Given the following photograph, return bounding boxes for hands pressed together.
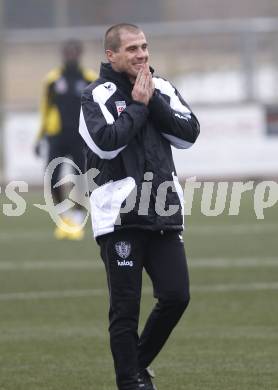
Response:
[131,63,154,106]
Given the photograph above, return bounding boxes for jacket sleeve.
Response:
[79,82,149,160]
[82,68,98,83]
[36,79,51,140]
[148,77,200,149]
[36,68,61,140]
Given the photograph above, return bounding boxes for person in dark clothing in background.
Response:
[35,39,97,239]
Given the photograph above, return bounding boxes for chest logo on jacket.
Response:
[115,100,126,116]
[54,78,68,94]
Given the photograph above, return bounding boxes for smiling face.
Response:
[106,29,149,83]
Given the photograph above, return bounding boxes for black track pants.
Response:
[98,229,190,390]
[47,134,86,205]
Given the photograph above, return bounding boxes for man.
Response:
[79,24,200,389]
[35,39,97,240]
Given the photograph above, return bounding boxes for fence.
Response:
[1,18,278,180]
[2,18,278,109]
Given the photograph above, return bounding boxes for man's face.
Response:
[63,44,82,67]
[107,30,149,82]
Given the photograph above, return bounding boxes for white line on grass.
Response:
[0,258,277,270]
[0,259,101,270]
[193,282,278,292]
[189,257,278,268]
[0,223,276,241]
[187,223,277,235]
[0,288,107,301]
[1,282,278,301]
[1,325,278,343]
[0,325,106,342]
[0,231,53,241]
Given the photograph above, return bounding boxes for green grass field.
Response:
[0,187,277,390]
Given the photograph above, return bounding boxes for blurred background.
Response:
[0,2,278,390]
[1,0,278,182]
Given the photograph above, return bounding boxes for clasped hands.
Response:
[131,63,154,106]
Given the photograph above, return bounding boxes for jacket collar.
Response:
[62,64,82,77]
[99,62,155,95]
[100,62,132,92]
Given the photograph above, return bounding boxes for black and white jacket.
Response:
[79,62,200,238]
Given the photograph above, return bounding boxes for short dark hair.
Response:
[104,23,141,52]
[62,39,83,55]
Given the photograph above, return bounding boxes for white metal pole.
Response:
[0,0,5,181]
[55,0,69,29]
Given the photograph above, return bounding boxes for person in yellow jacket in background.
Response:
[35,39,97,240]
